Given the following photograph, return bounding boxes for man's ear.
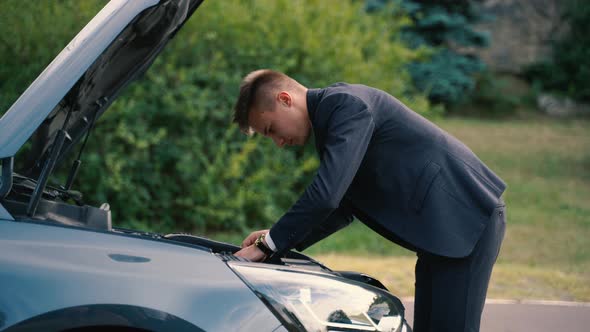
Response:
[277,91,292,107]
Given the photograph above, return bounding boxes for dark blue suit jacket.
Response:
[268,83,506,258]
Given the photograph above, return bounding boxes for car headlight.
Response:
[230,264,405,332]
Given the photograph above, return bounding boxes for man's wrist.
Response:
[254,233,274,256]
[264,232,277,251]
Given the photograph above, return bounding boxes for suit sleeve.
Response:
[269,93,374,253]
[294,200,354,251]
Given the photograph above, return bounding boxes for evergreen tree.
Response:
[366,0,490,106]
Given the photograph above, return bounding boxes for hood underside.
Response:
[0,0,204,177]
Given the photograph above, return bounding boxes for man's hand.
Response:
[235,229,268,262]
[234,229,270,262]
[234,244,267,262]
[240,229,269,248]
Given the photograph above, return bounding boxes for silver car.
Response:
[0,1,411,331]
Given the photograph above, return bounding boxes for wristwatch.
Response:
[254,233,274,256]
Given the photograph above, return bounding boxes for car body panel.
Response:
[0,220,282,331]
[3,304,205,332]
[0,204,13,221]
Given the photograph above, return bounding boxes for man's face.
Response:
[248,92,311,148]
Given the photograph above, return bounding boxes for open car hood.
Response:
[0,0,204,177]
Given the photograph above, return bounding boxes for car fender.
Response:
[1,304,203,332]
[0,221,282,331]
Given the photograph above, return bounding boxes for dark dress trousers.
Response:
[267,83,507,332]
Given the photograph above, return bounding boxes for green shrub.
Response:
[524,0,590,103]
[0,1,107,112]
[451,71,524,117]
[1,0,431,233]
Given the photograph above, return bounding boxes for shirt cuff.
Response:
[264,231,277,252]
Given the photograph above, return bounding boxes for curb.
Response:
[401,297,590,307]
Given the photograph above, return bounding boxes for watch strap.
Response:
[254,233,274,256]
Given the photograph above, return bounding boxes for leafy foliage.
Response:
[452,71,525,117]
[366,0,490,106]
[0,1,108,112]
[408,49,484,104]
[524,0,590,103]
[1,0,430,233]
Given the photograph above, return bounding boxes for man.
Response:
[232,69,506,332]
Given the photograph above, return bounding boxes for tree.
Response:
[366,0,491,106]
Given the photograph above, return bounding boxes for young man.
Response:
[232,69,506,332]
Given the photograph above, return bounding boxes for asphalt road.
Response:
[401,299,590,332]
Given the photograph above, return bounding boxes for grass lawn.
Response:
[214,116,590,301]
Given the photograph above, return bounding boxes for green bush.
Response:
[452,71,524,117]
[0,1,107,112]
[524,0,590,103]
[1,0,431,233]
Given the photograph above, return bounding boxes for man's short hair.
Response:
[232,69,296,135]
